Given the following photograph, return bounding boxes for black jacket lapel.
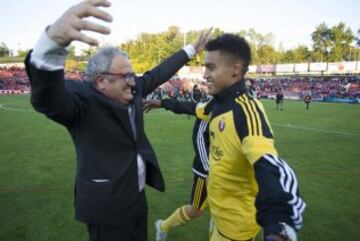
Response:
[133,96,143,141]
[89,85,135,141]
[111,102,135,142]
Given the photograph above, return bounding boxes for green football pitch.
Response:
[0,95,359,241]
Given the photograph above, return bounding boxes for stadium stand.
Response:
[0,66,29,94]
[0,65,359,103]
[251,76,360,103]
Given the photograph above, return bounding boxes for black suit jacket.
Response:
[25,49,190,225]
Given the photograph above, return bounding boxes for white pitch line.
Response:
[0,103,34,112]
[148,110,360,136]
[272,123,360,136]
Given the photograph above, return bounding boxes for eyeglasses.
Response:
[100,72,136,82]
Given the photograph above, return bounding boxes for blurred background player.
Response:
[246,79,257,99]
[304,94,311,110]
[191,84,203,102]
[276,90,284,110]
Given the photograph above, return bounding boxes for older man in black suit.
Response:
[24,1,212,240]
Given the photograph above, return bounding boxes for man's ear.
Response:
[233,60,245,78]
[95,75,105,90]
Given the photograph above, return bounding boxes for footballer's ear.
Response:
[233,60,246,77]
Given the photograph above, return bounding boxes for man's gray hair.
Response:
[85,46,129,83]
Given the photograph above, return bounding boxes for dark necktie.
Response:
[128,104,136,138]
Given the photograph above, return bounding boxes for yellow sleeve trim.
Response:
[242,135,278,165]
[195,102,210,120]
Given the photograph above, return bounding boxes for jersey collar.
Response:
[214,79,248,103]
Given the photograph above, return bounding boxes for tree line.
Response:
[1,22,360,73]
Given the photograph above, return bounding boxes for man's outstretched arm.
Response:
[144,99,196,115]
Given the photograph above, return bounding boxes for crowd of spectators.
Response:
[145,76,209,102]
[146,84,209,103]
[65,70,85,81]
[0,67,29,92]
[249,76,360,100]
[1,66,359,102]
[0,67,85,93]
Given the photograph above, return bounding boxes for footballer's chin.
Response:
[207,84,216,95]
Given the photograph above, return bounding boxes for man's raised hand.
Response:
[47,0,113,47]
[192,27,213,54]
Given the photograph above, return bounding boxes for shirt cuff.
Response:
[30,29,68,71]
[182,44,196,59]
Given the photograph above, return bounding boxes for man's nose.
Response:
[203,69,210,80]
[126,77,135,86]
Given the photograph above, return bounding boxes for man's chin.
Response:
[208,87,216,96]
[118,94,134,105]
[126,94,134,102]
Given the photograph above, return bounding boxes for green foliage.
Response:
[212,28,224,38]
[1,23,358,67]
[311,23,332,61]
[67,45,76,58]
[16,49,29,57]
[120,26,184,73]
[121,27,279,71]
[0,56,24,63]
[278,45,311,63]
[278,48,293,63]
[311,22,355,62]
[81,47,97,57]
[0,42,10,57]
[293,45,311,63]
[237,28,276,64]
[0,96,360,240]
[64,59,78,71]
[256,45,278,64]
[76,61,87,71]
[329,22,354,62]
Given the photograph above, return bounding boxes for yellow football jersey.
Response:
[198,92,277,240]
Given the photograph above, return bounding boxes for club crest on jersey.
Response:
[218,120,225,131]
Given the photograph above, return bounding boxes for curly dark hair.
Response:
[205,33,251,70]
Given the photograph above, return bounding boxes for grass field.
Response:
[0,95,359,241]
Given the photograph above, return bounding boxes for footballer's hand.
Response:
[47,0,113,46]
[265,223,297,241]
[192,27,213,53]
[143,99,162,113]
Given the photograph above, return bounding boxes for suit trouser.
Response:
[87,191,148,241]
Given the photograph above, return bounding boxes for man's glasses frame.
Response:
[99,72,136,82]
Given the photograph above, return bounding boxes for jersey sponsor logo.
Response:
[218,120,225,132]
[210,145,223,161]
